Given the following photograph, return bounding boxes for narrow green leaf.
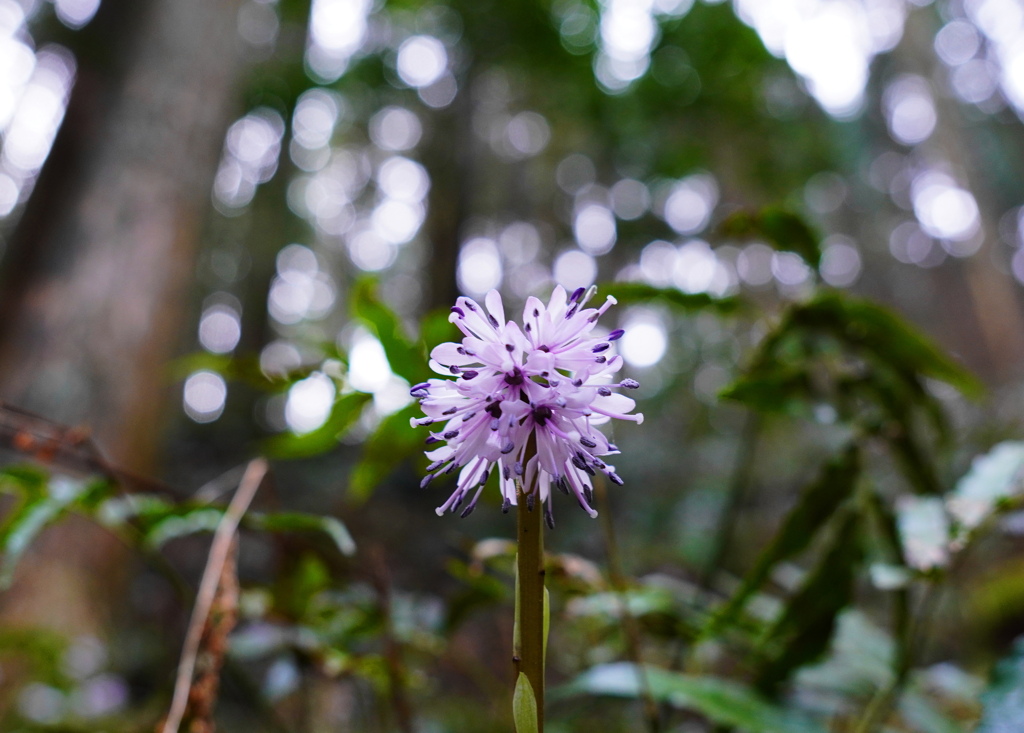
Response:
[264,391,372,459]
[513,672,540,733]
[977,634,1024,731]
[707,445,859,634]
[144,507,224,548]
[0,476,93,587]
[350,277,421,383]
[755,508,863,693]
[558,663,825,733]
[602,281,740,313]
[246,512,356,556]
[349,404,422,503]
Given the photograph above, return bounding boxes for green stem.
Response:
[515,484,545,731]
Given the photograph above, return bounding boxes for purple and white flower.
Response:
[410,286,642,526]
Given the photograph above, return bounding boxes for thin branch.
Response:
[160,457,268,733]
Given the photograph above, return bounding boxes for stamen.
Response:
[450,306,465,317]
[580,436,597,448]
[597,386,611,396]
[462,370,479,380]
[608,329,624,341]
[592,343,610,353]
[502,497,512,513]
[545,505,555,530]
[609,472,624,486]
[621,378,640,389]
[443,430,460,440]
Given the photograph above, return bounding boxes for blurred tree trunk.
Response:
[899,8,1024,381]
[0,0,246,634]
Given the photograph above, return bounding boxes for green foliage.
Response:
[0,473,114,588]
[559,663,825,732]
[754,508,863,693]
[350,276,423,383]
[513,673,540,733]
[349,403,423,502]
[606,281,741,314]
[708,445,860,635]
[977,635,1024,731]
[718,207,823,269]
[96,492,356,557]
[264,391,372,458]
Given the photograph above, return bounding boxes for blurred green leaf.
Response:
[513,672,540,733]
[977,634,1024,731]
[143,507,223,548]
[720,367,814,415]
[605,282,740,313]
[0,476,112,587]
[351,277,421,383]
[349,403,422,503]
[264,391,372,459]
[0,465,49,497]
[559,662,825,732]
[246,512,356,556]
[790,293,982,397]
[718,206,822,268]
[98,494,355,556]
[445,559,508,632]
[708,445,859,634]
[418,307,458,355]
[755,508,863,692]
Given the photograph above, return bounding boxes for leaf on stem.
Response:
[513,672,540,733]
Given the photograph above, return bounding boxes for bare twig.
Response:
[160,458,268,733]
[0,402,173,494]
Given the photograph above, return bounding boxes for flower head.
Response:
[411,286,642,526]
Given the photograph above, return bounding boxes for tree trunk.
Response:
[0,0,247,635]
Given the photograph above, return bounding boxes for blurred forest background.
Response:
[0,0,1023,730]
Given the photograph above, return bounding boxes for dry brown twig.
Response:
[159,457,268,733]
